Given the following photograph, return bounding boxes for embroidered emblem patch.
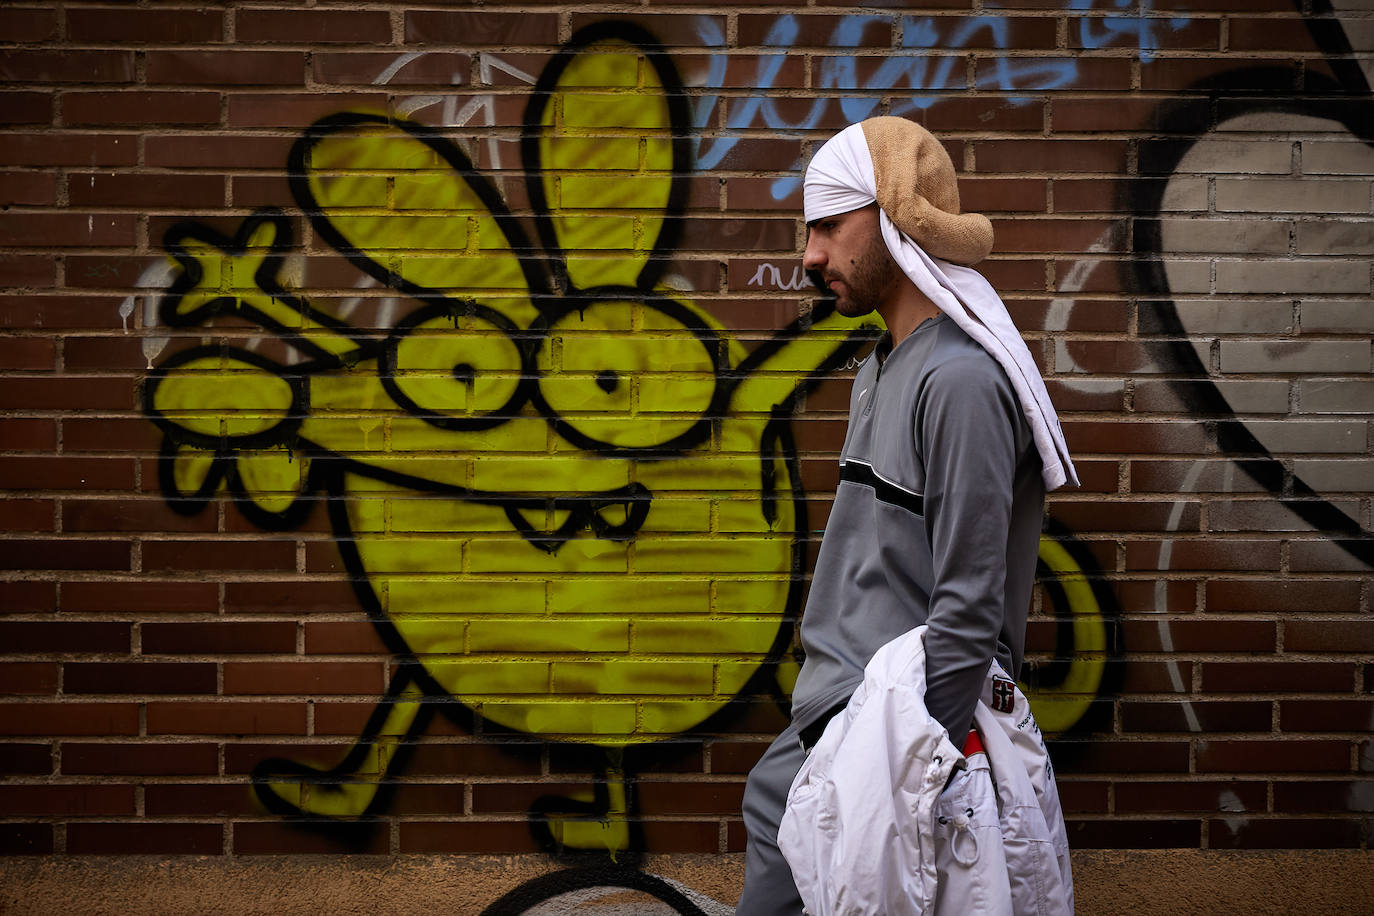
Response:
[991,676,1017,714]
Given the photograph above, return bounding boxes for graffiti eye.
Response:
[535,297,721,451]
[381,301,531,430]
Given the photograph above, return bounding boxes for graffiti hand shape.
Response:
[144,26,880,829]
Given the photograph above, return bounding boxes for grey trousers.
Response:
[736,722,808,916]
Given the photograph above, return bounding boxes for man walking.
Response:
[737,117,1077,913]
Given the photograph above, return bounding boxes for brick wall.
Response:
[1,0,1371,898]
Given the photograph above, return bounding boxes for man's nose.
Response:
[802,235,825,272]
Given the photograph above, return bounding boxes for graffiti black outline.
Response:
[1127,2,1373,568]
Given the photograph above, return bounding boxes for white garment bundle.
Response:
[778,625,1074,915]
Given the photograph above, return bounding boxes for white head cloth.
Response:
[805,123,1079,491]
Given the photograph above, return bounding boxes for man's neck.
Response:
[876,275,941,347]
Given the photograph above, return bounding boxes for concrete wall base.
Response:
[2,850,1370,914]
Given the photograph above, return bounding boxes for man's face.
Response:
[802,204,899,318]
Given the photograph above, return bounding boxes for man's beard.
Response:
[809,233,899,318]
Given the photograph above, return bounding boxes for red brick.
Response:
[0,541,129,568]
[145,784,262,817]
[1125,539,1282,572]
[142,539,297,573]
[145,134,291,169]
[143,621,297,655]
[0,783,140,816]
[678,52,805,90]
[61,498,215,534]
[67,822,222,855]
[0,131,137,168]
[406,10,557,45]
[1200,661,1356,694]
[398,820,536,854]
[0,823,52,854]
[405,742,543,778]
[976,56,1131,92]
[1274,779,1374,814]
[975,140,1129,174]
[637,780,744,816]
[0,253,57,287]
[737,13,894,47]
[958,178,1047,214]
[146,50,306,86]
[1069,17,1220,51]
[1110,579,1197,614]
[0,336,55,370]
[0,374,135,410]
[567,12,726,47]
[1052,98,1211,134]
[238,9,392,44]
[0,580,56,613]
[67,8,224,43]
[302,622,388,655]
[389,783,467,816]
[642,819,725,853]
[1210,816,1361,849]
[224,578,359,614]
[0,621,130,652]
[0,7,57,42]
[471,780,587,814]
[62,741,219,776]
[62,90,222,127]
[0,497,55,531]
[1279,699,1374,733]
[0,743,52,775]
[146,701,307,736]
[1130,460,1277,496]
[0,662,57,695]
[1046,739,1190,774]
[1120,618,1276,653]
[222,662,385,696]
[234,821,388,854]
[995,218,1124,255]
[1285,620,1374,654]
[1139,57,1300,93]
[1066,818,1200,849]
[0,50,135,83]
[0,91,52,125]
[60,417,166,452]
[1290,540,1370,574]
[68,172,225,209]
[60,580,217,614]
[1114,779,1267,815]
[0,702,138,736]
[311,52,472,86]
[223,741,356,775]
[1062,420,1208,456]
[64,662,217,695]
[1116,660,1194,694]
[0,215,136,249]
[978,258,1048,293]
[1051,500,1199,534]
[1030,781,1099,819]
[1226,17,1326,52]
[225,92,388,129]
[1120,700,1272,733]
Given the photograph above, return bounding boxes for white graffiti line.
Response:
[1152,457,1203,734]
[373,51,429,86]
[748,262,809,292]
[1047,223,1202,727]
[479,52,538,86]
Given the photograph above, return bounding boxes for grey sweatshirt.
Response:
[790,314,1046,745]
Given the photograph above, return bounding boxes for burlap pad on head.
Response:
[860,116,994,267]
